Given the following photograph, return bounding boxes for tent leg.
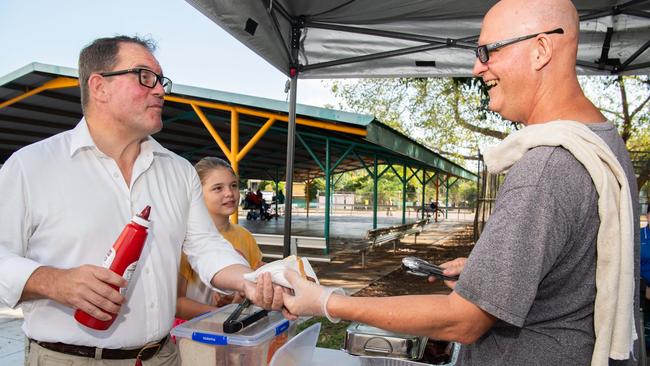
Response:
[282,73,298,258]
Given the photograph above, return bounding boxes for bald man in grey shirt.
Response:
[279,1,640,364]
[455,122,640,365]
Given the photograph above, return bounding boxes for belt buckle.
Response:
[137,337,165,361]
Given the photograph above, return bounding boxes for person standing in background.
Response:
[176,157,264,320]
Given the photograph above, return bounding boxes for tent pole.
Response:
[283,19,303,258]
[324,138,331,253]
[282,70,298,258]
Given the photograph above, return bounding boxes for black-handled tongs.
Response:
[402,256,459,281]
[222,299,269,334]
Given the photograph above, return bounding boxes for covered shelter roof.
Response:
[187,0,650,78]
[0,62,476,182]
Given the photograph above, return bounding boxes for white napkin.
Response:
[243,255,319,288]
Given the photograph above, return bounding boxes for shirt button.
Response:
[145,268,150,274]
[113,172,119,178]
[150,303,155,309]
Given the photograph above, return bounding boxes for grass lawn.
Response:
[296,316,351,349]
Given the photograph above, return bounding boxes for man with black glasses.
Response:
[0,35,284,365]
[281,0,640,364]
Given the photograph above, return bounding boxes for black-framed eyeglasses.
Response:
[99,68,173,94]
[475,28,564,64]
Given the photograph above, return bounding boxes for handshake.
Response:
[243,256,345,322]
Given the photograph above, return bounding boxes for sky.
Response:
[0,0,339,108]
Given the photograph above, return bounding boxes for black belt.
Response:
[30,335,168,361]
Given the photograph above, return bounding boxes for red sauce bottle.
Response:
[74,206,151,330]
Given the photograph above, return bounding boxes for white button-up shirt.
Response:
[0,119,248,348]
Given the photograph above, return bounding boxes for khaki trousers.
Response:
[26,338,179,366]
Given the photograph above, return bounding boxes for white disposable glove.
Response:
[282,269,345,323]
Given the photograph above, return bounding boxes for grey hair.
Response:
[78,35,157,113]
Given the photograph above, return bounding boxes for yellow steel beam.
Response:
[190,104,231,158]
[165,95,367,137]
[0,77,79,110]
[231,109,239,167]
[230,110,240,224]
[236,117,276,162]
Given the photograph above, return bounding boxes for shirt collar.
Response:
[69,118,96,157]
[69,118,170,158]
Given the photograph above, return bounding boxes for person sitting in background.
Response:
[255,188,269,217]
[176,157,264,320]
[243,188,255,208]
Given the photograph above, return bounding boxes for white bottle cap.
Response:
[132,214,149,228]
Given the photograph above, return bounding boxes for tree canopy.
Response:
[329,76,650,191]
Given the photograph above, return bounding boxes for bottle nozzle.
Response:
[138,206,151,220]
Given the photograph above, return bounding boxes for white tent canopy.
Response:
[187,0,650,78]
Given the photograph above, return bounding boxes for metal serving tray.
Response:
[344,322,428,360]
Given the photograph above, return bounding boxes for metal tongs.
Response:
[222,299,269,334]
[402,256,459,281]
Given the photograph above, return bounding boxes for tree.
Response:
[448,180,478,208]
[330,78,514,164]
[331,75,650,189]
[257,180,274,191]
[305,178,324,202]
[580,75,650,189]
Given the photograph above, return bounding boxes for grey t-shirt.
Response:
[455,122,640,365]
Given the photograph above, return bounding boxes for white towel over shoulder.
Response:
[483,120,636,365]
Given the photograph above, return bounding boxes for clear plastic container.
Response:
[171,304,294,366]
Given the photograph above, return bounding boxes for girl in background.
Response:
[176,157,263,320]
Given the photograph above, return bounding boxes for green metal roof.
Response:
[0,62,78,86]
[0,62,476,181]
[366,123,476,181]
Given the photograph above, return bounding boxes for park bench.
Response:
[252,233,331,263]
[355,219,429,267]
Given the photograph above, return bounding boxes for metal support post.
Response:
[402,164,407,224]
[324,138,331,252]
[421,170,427,220]
[373,155,378,229]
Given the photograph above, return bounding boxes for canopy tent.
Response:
[186,0,650,78]
[187,0,650,255]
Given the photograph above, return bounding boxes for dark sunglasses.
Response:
[99,68,173,94]
[475,28,564,64]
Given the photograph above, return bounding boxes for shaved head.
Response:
[485,0,579,35]
[482,0,579,60]
[472,0,604,124]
